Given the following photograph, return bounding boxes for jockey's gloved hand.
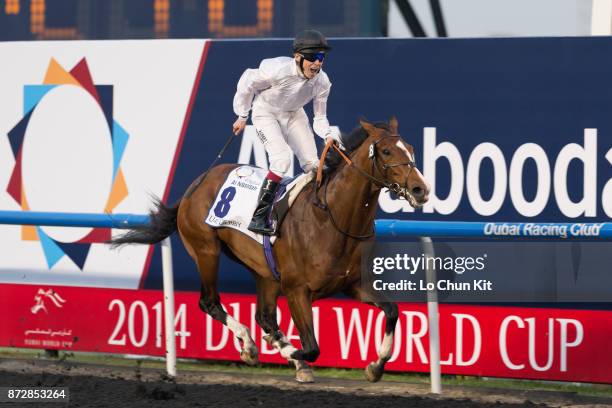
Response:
[325,128,345,150]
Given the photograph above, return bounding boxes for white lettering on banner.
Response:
[484,223,521,236]
[452,314,481,366]
[498,316,584,372]
[439,313,481,366]
[333,307,374,360]
[107,299,190,350]
[101,294,591,377]
[569,223,603,236]
[173,304,191,350]
[553,129,597,217]
[206,312,229,351]
[466,143,507,216]
[402,311,428,364]
[385,127,611,217]
[153,302,191,349]
[332,309,481,365]
[526,317,555,371]
[153,302,163,347]
[108,299,127,346]
[237,125,611,217]
[554,129,597,218]
[484,222,605,238]
[128,301,149,348]
[499,316,525,370]
[422,127,464,215]
[557,319,584,372]
[509,143,551,217]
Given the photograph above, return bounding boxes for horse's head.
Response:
[358,117,430,208]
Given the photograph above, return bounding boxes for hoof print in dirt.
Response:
[136,383,185,400]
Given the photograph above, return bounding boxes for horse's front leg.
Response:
[255,277,312,381]
[365,302,398,382]
[345,285,399,382]
[285,286,319,383]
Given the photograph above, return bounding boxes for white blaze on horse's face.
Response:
[395,140,414,163]
[390,138,429,208]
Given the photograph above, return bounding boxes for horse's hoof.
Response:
[365,362,384,383]
[263,334,274,346]
[295,368,314,383]
[240,347,259,366]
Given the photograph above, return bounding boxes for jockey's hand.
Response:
[233,117,247,135]
[326,135,345,151]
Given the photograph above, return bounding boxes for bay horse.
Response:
[110,118,429,382]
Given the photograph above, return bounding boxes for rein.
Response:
[314,136,416,240]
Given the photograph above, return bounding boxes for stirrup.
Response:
[248,218,276,235]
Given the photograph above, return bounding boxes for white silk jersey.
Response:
[233,56,337,140]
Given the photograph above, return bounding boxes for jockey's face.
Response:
[295,52,324,79]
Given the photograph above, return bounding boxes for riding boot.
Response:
[248,179,280,235]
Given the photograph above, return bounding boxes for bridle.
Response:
[365,135,417,196]
[314,134,418,240]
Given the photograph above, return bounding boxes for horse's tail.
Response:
[108,197,180,248]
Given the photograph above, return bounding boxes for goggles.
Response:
[301,52,326,62]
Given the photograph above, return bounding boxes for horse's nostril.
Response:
[412,186,423,197]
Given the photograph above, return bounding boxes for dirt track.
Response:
[1,359,611,408]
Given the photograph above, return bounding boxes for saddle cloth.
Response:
[205,165,312,245]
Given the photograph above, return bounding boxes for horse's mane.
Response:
[324,122,391,171]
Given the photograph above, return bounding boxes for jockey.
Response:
[232,29,340,235]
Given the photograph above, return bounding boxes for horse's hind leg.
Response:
[255,277,313,382]
[195,245,259,365]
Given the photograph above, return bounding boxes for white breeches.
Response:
[251,107,319,177]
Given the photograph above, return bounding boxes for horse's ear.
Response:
[359,119,376,134]
[389,116,398,134]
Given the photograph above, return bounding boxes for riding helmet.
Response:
[293,29,331,54]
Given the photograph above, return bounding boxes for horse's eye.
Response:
[382,149,390,155]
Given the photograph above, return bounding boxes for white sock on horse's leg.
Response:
[226,315,257,353]
[265,332,306,370]
[276,336,298,360]
[265,332,298,360]
[377,331,394,363]
[274,334,311,380]
[365,331,394,382]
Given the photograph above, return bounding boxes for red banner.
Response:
[0,283,610,383]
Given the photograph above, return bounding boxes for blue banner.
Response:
[144,37,612,292]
